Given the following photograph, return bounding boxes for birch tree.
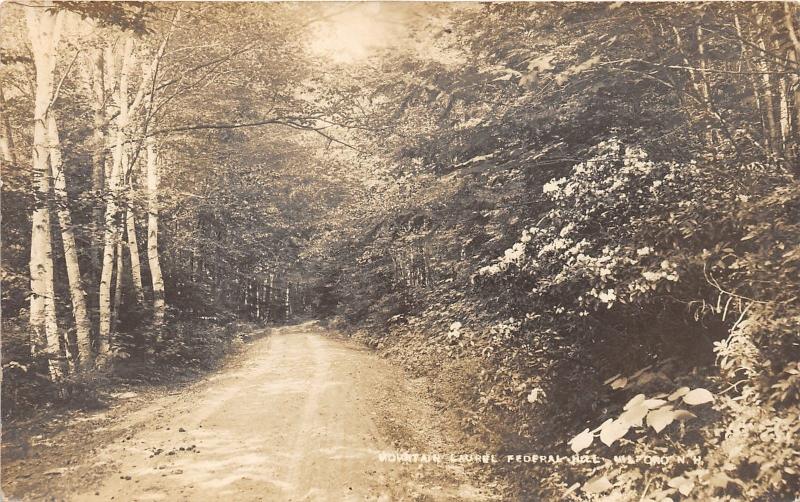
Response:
[98,35,133,353]
[146,136,165,331]
[25,2,65,381]
[47,113,93,371]
[124,153,145,306]
[86,47,106,281]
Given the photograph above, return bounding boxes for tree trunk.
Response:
[757,22,781,157]
[26,4,64,382]
[99,36,133,351]
[264,274,272,322]
[285,282,291,320]
[122,69,147,308]
[88,48,106,287]
[112,239,124,332]
[0,87,17,167]
[734,14,770,154]
[47,114,93,371]
[779,56,791,147]
[145,137,166,332]
[786,4,800,156]
[267,273,273,322]
[126,200,145,305]
[695,26,715,147]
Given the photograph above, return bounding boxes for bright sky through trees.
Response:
[308,2,409,64]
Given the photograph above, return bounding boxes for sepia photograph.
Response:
[1,1,799,500]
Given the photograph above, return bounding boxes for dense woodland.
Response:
[2,2,800,500]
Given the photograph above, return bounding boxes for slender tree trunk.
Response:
[0,87,17,166]
[735,14,770,153]
[779,54,791,147]
[264,274,272,322]
[785,2,800,157]
[126,198,145,305]
[121,64,146,307]
[757,20,781,156]
[145,137,165,332]
[47,114,93,371]
[255,282,261,320]
[88,48,106,288]
[787,49,800,166]
[285,282,290,321]
[112,239,124,332]
[99,36,133,351]
[267,273,274,322]
[26,4,64,382]
[695,26,715,147]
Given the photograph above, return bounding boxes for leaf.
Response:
[623,393,645,410]
[667,387,689,401]
[619,403,648,427]
[592,418,614,434]
[610,376,627,389]
[646,406,676,433]
[583,474,613,494]
[603,373,622,385]
[600,419,630,446]
[682,388,714,405]
[569,428,594,454]
[643,398,667,409]
[667,476,694,496]
[707,472,734,489]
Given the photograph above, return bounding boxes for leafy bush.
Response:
[467,138,800,499]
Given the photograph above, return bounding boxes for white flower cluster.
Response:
[480,138,693,312]
[587,287,617,308]
[479,227,542,276]
[541,139,659,207]
[628,259,680,296]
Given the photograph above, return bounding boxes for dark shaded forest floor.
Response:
[1,322,504,501]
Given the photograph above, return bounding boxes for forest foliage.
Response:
[307,3,800,500]
[2,2,800,501]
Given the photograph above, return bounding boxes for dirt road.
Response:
[3,323,498,501]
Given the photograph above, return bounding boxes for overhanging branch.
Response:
[145,116,367,154]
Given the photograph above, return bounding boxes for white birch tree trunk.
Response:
[98,36,133,352]
[285,282,290,320]
[125,160,146,306]
[146,137,166,331]
[88,48,106,284]
[779,59,791,147]
[785,4,800,158]
[47,114,93,371]
[112,239,124,332]
[256,282,261,320]
[26,3,64,381]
